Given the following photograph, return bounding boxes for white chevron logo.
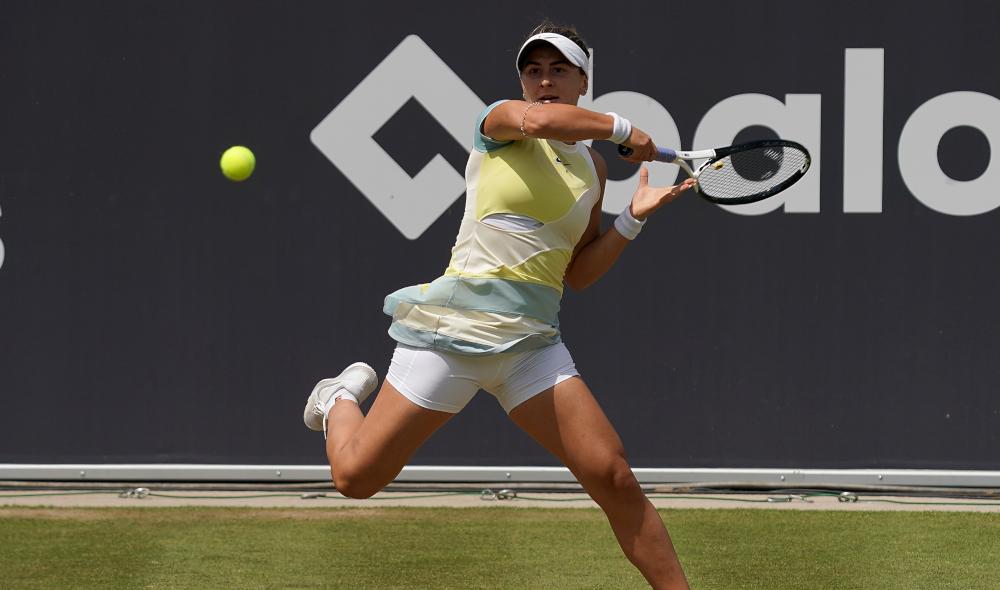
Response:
[310,35,485,239]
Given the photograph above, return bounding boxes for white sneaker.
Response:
[303,362,378,433]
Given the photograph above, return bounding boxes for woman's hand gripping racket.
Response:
[619,140,811,205]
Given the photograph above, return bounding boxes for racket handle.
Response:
[616,145,677,163]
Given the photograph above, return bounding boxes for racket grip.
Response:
[616,145,677,163]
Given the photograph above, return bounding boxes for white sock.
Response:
[320,387,359,439]
[321,387,359,414]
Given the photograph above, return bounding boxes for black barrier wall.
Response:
[1,1,998,469]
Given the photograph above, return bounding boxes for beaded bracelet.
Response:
[520,101,541,137]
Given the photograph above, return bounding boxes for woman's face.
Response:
[519,45,587,106]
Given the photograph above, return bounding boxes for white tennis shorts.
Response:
[385,342,580,414]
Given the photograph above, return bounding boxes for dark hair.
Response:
[516,22,589,73]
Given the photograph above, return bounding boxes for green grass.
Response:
[1,506,999,589]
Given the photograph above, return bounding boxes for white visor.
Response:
[515,32,589,73]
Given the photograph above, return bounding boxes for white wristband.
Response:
[605,112,632,145]
[614,205,646,241]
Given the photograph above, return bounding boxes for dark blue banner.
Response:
[1,0,998,469]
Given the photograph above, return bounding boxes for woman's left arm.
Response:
[564,148,695,291]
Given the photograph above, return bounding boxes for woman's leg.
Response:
[326,380,453,498]
[508,377,690,590]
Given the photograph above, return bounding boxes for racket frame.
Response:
[619,140,811,205]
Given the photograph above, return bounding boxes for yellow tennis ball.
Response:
[220,146,255,181]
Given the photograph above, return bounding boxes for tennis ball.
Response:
[220,146,255,181]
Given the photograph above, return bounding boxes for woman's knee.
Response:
[330,463,384,499]
[577,453,641,497]
[328,447,387,499]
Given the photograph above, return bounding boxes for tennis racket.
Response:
[618,140,811,205]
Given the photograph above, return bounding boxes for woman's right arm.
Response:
[481,101,659,161]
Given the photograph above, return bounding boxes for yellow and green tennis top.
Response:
[383,100,601,354]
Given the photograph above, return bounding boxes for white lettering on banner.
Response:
[843,49,885,212]
[693,94,822,215]
[311,36,1000,239]
[898,91,1000,216]
[577,50,683,214]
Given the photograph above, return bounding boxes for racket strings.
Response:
[697,146,809,203]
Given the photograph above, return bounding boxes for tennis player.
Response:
[304,23,694,589]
